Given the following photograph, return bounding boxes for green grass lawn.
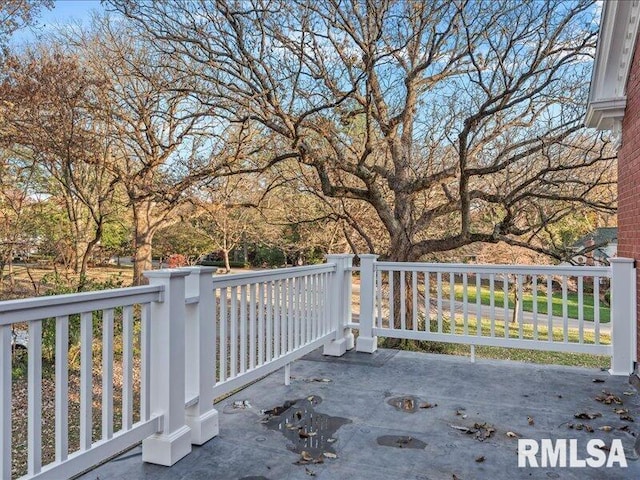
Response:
[446,284,610,323]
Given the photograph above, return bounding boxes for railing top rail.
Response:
[375,261,611,277]
[211,263,336,287]
[0,284,163,325]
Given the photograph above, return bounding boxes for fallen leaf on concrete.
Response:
[623,391,636,396]
[305,467,316,476]
[298,429,310,439]
[301,451,313,462]
[595,391,623,405]
[620,415,635,422]
[323,452,337,459]
[592,379,606,383]
[419,402,437,409]
[327,438,337,443]
[599,426,613,432]
[614,408,628,415]
[584,425,594,433]
[619,425,630,432]
[475,455,485,463]
[527,416,534,426]
[595,444,610,452]
[574,412,602,420]
[506,431,520,439]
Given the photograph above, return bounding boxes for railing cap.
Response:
[358,254,379,260]
[182,266,217,274]
[144,269,191,279]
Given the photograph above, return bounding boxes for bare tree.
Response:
[0,46,119,285]
[110,0,615,266]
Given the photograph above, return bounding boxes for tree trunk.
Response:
[79,221,103,291]
[132,208,156,286]
[222,249,231,273]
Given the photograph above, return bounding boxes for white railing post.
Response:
[356,254,379,353]
[323,254,355,356]
[609,258,636,376]
[184,267,219,445]
[142,269,192,466]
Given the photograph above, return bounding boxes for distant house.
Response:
[571,227,618,266]
[586,0,640,379]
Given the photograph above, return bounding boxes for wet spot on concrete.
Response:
[376,435,427,449]
[262,395,351,456]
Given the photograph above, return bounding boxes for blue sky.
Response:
[11,0,105,46]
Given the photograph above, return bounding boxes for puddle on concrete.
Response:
[387,395,437,412]
[262,395,351,456]
[376,435,427,449]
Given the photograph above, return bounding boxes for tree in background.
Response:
[112,0,616,267]
[0,46,120,286]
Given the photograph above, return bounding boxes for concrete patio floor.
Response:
[80,350,640,480]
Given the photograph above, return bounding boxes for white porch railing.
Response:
[0,255,352,479]
[1,254,636,479]
[355,255,636,375]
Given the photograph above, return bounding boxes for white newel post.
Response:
[609,258,636,376]
[142,270,192,465]
[356,254,378,353]
[184,267,219,445]
[323,254,355,356]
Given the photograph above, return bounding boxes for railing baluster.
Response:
[288,278,294,351]
[389,271,395,330]
[102,309,114,440]
[547,275,553,342]
[424,271,430,332]
[532,275,538,341]
[562,276,569,343]
[475,274,481,337]
[306,275,312,343]
[230,286,238,378]
[122,306,134,430]
[503,275,509,339]
[28,319,43,475]
[517,275,523,340]
[594,277,600,344]
[257,283,264,366]
[250,283,257,370]
[280,280,289,355]
[449,272,455,334]
[489,274,495,337]
[141,303,151,421]
[376,269,382,329]
[437,272,443,333]
[578,276,584,344]
[274,280,280,357]
[293,277,299,348]
[266,282,273,362]
[462,273,468,335]
[240,285,247,374]
[219,287,228,382]
[0,325,11,479]
[55,315,69,462]
[80,311,92,450]
[400,270,406,330]
[412,271,418,331]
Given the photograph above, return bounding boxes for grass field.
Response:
[447,284,610,323]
